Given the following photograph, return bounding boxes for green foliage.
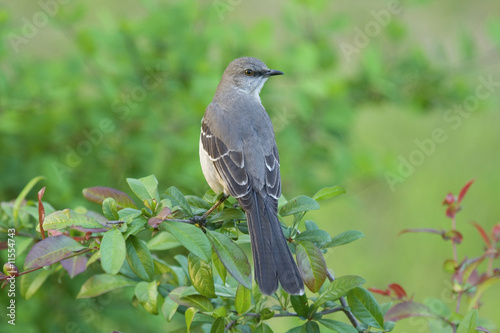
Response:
[0,176,389,332]
[1,0,499,331]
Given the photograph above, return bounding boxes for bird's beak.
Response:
[265,69,284,77]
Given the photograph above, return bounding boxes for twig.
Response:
[225,319,236,330]
[164,218,197,224]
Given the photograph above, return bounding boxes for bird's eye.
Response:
[244,69,253,76]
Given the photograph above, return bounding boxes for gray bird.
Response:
[199,57,305,295]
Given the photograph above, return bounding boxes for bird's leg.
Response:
[203,194,229,219]
[190,194,229,225]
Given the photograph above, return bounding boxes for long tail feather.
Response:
[243,191,304,295]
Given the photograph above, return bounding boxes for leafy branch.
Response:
[1,175,389,332]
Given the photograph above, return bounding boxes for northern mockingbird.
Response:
[199,57,304,295]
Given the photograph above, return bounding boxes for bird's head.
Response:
[219,57,283,99]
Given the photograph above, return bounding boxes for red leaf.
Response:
[458,179,475,204]
[61,255,88,278]
[368,287,390,296]
[48,230,64,236]
[148,207,172,228]
[82,187,137,209]
[24,235,86,269]
[388,283,407,299]
[471,222,491,248]
[38,187,46,240]
[385,301,435,322]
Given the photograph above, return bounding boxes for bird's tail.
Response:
[242,191,304,295]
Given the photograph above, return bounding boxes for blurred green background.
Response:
[1,0,499,332]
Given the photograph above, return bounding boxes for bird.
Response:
[199,57,304,295]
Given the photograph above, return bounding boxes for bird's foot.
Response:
[190,215,207,226]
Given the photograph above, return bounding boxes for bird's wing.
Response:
[201,104,281,204]
[201,119,251,199]
[264,144,281,201]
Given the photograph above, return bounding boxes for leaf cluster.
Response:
[0,176,394,332]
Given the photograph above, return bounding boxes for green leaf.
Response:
[20,265,54,300]
[162,296,179,322]
[235,284,251,314]
[163,186,194,217]
[126,235,155,281]
[291,294,309,318]
[77,274,136,298]
[175,254,190,277]
[212,306,228,318]
[457,309,478,333]
[185,307,199,332]
[279,195,320,216]
[100,229,126,275]
[122,216,147,239]
[295,230,332,244]
[118,207,142,223]
[86,250,101,268]
[127,175,159,202]
[312,186,346,201]
[135,281,159,315]
[24,235,86,269]
[211,317,225,333]
[82,186,137,209]
[188,253,216,298]
[296,241,327,293]
[205,229,252,289]
[212,250,227,283]
[168,286,214,312]
[315,275,366,308]
[347,287,384,329]
[255,323,274,333]
[327,230,364,248]
[37,209,104,231]
[13,176,44,224]
[146,231,181,251]
[186,195,213,210]
[305,220,319,230]
[318,319,358,333]
[214,284,235,297]
[161,221,211,262]
[102,197,119,220]
[299,321,320,333]
[208,208,246,222]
